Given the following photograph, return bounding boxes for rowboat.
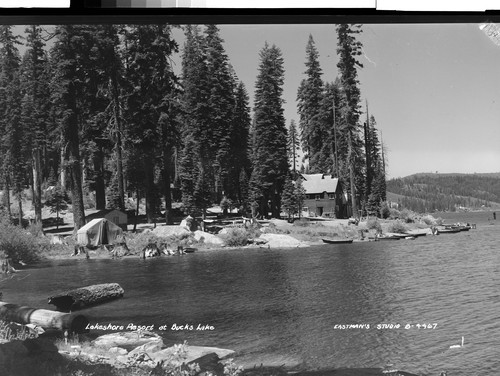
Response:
[375,235,401,241]
[322,238,354,244]
[436,227,461,234]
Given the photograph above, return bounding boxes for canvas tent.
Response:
[77,218,123,247]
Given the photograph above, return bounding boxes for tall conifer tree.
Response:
[297,35,325,172]
[250,43,288,218]
[0,25,23,220]
[336,24,365,217]
[50,25,88,230]
[20,25,50,224]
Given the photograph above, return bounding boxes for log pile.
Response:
[48,283,124,312]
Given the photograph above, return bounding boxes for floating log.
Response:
[48,283,124,312]
[0,302,89,333]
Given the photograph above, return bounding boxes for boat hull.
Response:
[322,238,354,244]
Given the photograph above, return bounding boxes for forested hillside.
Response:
[386,173,500,212]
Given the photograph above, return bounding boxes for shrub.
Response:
[399,208,415,223]
[292,218,310,227]
[220,228,250,247]
[380,202,391,219]
[388,219,408,234]
[366,217,382,233]
[389,208,401,219]
[421,214,437,226]
[0,320,39,341]
[124,231,164,255]
[0,215,49,263]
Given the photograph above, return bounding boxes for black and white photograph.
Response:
[0,8,499,376]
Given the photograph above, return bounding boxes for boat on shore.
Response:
[437,227,461,234]
[322,238,354,244]
[375,234,401,241]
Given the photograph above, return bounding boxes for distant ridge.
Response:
[386,172,500,213]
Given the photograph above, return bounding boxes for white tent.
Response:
[77,218,123,247]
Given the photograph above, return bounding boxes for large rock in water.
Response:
[48,283,124,312]
[193,230,225,246]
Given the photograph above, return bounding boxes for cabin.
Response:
[301,174,350,219]
[86,209,128,231]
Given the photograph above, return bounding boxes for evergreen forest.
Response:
[0,23,388,229]
[386,173,500,213]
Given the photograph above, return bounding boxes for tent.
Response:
[77,218,123,247]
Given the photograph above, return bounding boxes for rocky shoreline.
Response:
[0,330,420,376]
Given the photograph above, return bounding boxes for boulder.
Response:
[109,346,128,355]
[127,340,163,358]
[92,331,163,350]
[193,231,225,246]
[258,233,308,248]
[152,225,192,238]
[149,344,234,365]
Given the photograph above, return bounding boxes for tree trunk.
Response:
[348,132,358,218]
[17,192,23,227]
[163,149,173,225]
[31,147,43,224]
[0,302,89,334]
[133,189,140,232]
[111,75,125,212]
[94,145,106,210]
[4,177,12,220]
[60,131,67,191]
[48,283,124,312]
[66,82,86,232]
[144,156,155,224]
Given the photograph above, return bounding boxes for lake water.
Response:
[2,211,499,375]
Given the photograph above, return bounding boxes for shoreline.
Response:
[39,216,438,261]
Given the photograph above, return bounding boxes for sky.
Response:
[171,23,500,179]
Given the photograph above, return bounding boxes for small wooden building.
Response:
[301,174,350,219]
[86,209,128,231]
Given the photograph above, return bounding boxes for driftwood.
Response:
[0,301,89,333]
[48,283,124,312]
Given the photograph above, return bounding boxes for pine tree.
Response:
[0,26,23,222]
[179,25,212,216]
[297,35,325,172]
[294,176,306,219]
[287,120,300,176]
[230,81,252,205]
[50,25,88,231]
[45,184,69,230]
[205,25,237,201]
[250,43,288,218]
[20,25,51,225]
[281,176,296,220]
[336,24,365,218]
[123,24,179,224]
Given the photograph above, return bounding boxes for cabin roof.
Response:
[301,174,339,194]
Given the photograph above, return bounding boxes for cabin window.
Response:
[315,195,321,200]
[328,194,335,199]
